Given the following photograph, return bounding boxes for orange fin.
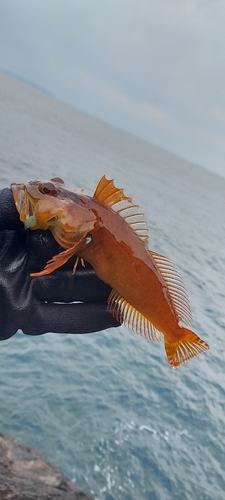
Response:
[30,241,83,277]
[164,328,210,369]
[108,289,162,342]
[94,175,132,205]
[150,251,192,326]
[94,176,148,246]
[72,256,85,274]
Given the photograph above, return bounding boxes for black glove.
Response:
[0,188,119,340]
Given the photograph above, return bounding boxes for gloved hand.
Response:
[0,188,119,340]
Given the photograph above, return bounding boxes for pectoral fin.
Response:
[30,240,84,277]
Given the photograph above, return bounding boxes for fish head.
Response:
[11,178,97,247]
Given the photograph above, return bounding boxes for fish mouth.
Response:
[11,183,61,230]
[11,183,33,224]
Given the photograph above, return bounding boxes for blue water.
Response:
[0,72,225,500]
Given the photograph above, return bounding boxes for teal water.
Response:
[0,72,225,500]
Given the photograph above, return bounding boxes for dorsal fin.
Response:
[149,251,192,326]
[108,289,162,342]
[94,176,149,246]
[94,175,132,205]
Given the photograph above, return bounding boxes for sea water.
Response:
[0,72,224,500]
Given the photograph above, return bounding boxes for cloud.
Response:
[0,0,225,176]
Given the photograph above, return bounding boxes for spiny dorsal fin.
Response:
[149,251,192,326]
[94,175,132,205]
[94,176,149,246]
[108,289,162,342]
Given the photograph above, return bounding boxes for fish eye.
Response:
[38,182,58,196]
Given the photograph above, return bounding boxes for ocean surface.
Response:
[0,72,225,500]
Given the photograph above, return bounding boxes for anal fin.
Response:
[108,289,162,342]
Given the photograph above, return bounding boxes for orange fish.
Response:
[11,176,209,368]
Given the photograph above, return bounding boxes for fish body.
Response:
[76,203,178,340]
[11,176,209,368]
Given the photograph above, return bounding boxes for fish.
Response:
[11,175,209,369]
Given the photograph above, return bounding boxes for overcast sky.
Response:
[0,0,225,177]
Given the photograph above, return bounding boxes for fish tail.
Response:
[164,328,209,369]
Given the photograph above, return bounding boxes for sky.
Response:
[0,0,225,178]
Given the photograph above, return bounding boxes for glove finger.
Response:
[26,230,61,271]
[23,302,119,334]
[0,189,23,230]
[32,268,112,303]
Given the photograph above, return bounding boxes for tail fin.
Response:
[164,329,209,369]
